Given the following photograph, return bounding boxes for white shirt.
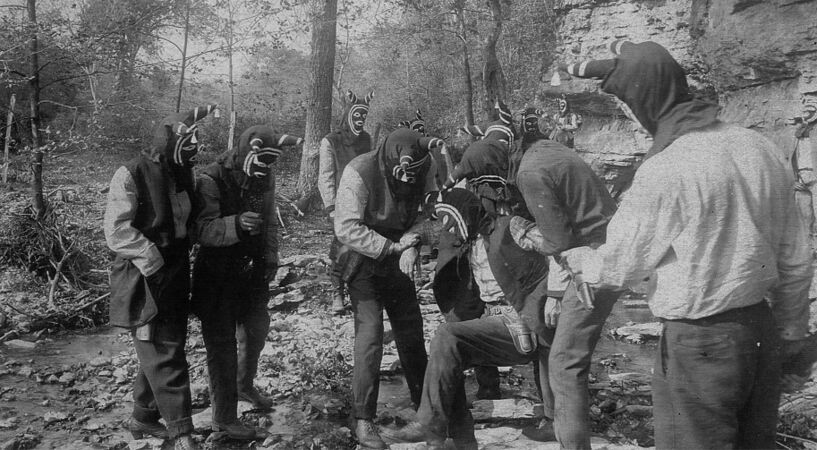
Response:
[580,123,811,340]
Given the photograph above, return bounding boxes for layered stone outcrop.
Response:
[540,0,817,185]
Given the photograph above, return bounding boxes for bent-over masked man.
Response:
[319,90,374,315]
[334,128,443,449]
[105,105,217,450]
[385,188,552,449]
[561,40,812,449]
[192,125,302,440]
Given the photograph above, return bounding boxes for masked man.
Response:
[550,96,581,149]
[385,188,555,449]
[193,125,302,440]
[105,105,217,450]
[509,106,548,183]
[334,128,442,449]
[319,90,374,315]
[561,40,812,449]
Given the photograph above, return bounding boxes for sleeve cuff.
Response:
[229,214,243,241]
[376,241,394,261]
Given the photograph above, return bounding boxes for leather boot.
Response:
[173,434,200,450]
[332,290,346,315]
[380,420,426,443]
[126,417,169,440]
[212,421,258,440]
[522,417,556,442]
[237,387,274,410]
[355,419,387,449]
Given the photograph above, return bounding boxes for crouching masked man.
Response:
[386,188,552,449]
[334,128,442,449]
[105,105,217,450]
[192,125,302,440]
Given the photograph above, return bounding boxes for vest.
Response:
[124,154,191,249]
[485,216,549,311]
[325,130,371,185]
[347,151,425,241]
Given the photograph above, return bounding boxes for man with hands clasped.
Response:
[192,125,302,440]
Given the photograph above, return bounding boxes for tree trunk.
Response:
[226,0,236,152]
[3,94,16,184]
[175,0,191,113]
[296,0,337,212]
[454,0,474,127]
[28,0,46,218]
[481,0,506,122]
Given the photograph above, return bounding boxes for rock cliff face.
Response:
[541,0,817,186]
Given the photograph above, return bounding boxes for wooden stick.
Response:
[3,93,15,184]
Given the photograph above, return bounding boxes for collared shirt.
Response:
[579,123,811,340]
[469,235,505,303]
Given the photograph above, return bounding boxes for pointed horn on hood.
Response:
[495,100,513,126]
[365,90,375,104]
[460,125,485,137]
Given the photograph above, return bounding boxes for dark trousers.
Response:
[131,255,193,439]
[652,301,781,450]
[347,257,428,419]
[193,257,270,424]
[416,315,535,440]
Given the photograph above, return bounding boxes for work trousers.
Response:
[417,314,537,442]
[538,286,618,450]
[652,301,781,450]
[131,253,194,439]
[193,256,270,424]
[347,256,428,419]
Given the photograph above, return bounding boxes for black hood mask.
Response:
[399,109,426,135]
[341,90,373,142]
[377,128,443,199]
[563,40,720,159]
[224,125,302,190]
[149,104,218,168]
[521,107,544,137]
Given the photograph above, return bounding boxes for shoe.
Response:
[173,434,199,450]
[332,291,346,315]
[212,421,257,440]
[475,386,501,400]
[355,419,387,449]
[237,387,274,410]
[521,418,556,442]
[380,420,426,443]
[127,417,169,440]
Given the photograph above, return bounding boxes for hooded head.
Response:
[377,128,443,198]
[562,40,719,158]
[557,97,569,116]
[521,107,544,137]
[460,100,518,146]
[150,104,217,167]
[344,90,373,136]
[232,125,302,184]
[433,188,483,245]
[399,109,426,135]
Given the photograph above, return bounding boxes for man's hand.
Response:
[392,233,420,254]
[239,211,263,235]
[560,246,594,276]
[400,247,419,280]
[543,296,561,328]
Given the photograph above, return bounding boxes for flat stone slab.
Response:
[471,398,538,422]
